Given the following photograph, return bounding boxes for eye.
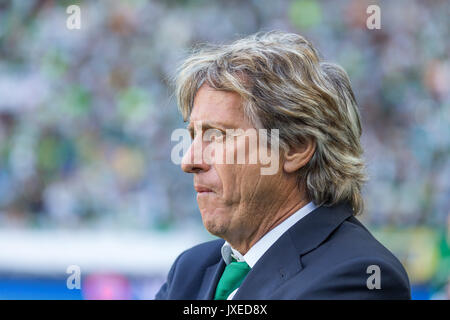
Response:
[203,128,225,142]
[214,132,225,142]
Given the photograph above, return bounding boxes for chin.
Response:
[201,211,228,237]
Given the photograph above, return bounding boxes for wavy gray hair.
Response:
[175,31,367,215]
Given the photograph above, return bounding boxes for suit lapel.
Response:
[232,202,353,299]
[197,259,225,300]
[232,229,302,299]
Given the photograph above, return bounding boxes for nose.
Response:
[181,136,210,173]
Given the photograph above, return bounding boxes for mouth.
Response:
[194,185,215,194]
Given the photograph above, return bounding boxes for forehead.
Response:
[189,84,252,129]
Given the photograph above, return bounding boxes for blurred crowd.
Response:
[0,0,449,297]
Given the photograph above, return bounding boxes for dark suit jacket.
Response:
[155,203,411,299]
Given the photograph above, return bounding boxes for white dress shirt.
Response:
[220,201,318,299]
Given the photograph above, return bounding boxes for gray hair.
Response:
[175,31,367,215]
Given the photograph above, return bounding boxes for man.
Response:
[156,31,411,299]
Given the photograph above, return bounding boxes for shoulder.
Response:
[173,238,224,269]
[155,239,224,299]
[331,216,407,270]
[300,216,411,299]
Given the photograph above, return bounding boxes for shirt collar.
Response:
[221,242,245,265]
[221,201,318,267]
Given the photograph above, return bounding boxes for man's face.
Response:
[181,84,284,245]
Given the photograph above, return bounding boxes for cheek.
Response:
[214,164,240,201]
[241,163,281,207]
[241,167,264,198]
[215,136,254,199]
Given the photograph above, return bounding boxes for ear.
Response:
[283,137,316,173]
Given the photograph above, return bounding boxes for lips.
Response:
[194,185,214,193]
